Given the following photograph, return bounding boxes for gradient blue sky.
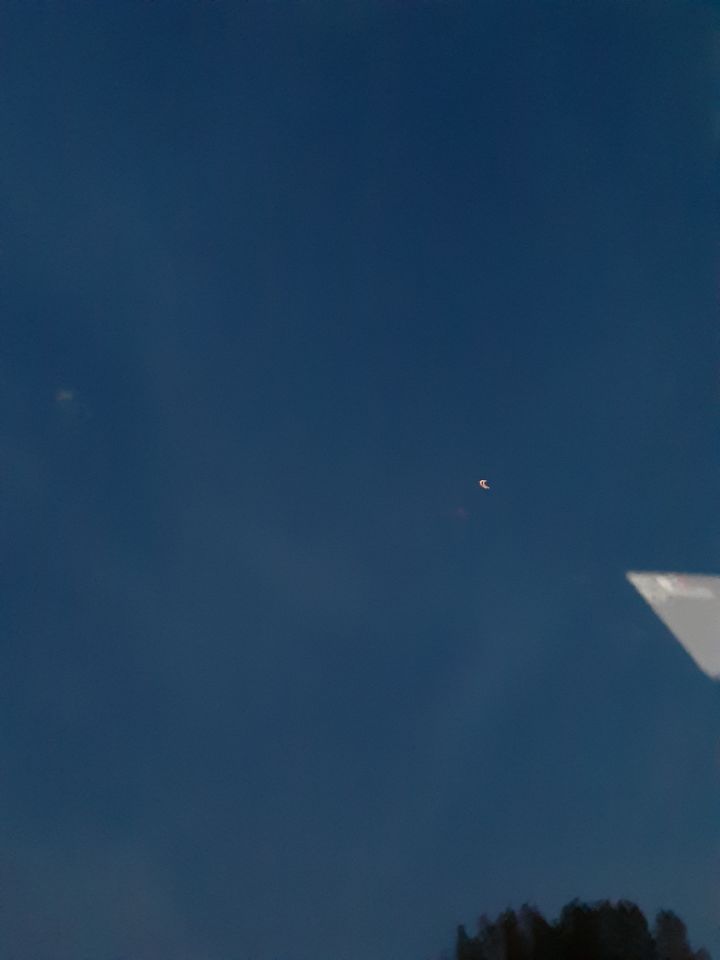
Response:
[1,2,719,959]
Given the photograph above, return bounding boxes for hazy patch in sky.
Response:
[0,826,203,960]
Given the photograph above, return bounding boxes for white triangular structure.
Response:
[626,571,720,679]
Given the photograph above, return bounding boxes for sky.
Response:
[1,2,719,959]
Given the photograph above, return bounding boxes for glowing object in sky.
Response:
[478,480,490,490]
[626,571,720,679]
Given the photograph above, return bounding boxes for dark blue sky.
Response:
[1,2,719,959]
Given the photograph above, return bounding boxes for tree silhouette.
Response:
[557,899,603,960]
[452,899,711,960]
[497,908,529,960]
[456,922,484,960]
[654,910,695,960]
[517,903,558,960]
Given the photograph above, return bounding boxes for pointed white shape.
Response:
[627,571,720,679]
